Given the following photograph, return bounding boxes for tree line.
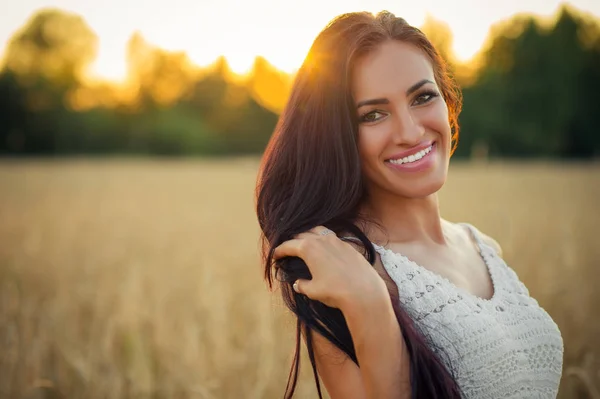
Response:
[0,6,599,158]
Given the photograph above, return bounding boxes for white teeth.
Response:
[388,144,433,165]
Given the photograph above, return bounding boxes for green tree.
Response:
[458,6,600,158]
[0,8,98,154]
[126,32,197,110]
[181,57,278,154]
[420,14,456,71]
[3,8,97,91]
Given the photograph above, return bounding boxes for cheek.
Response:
[357,127,387,164]
[416,102,451,152]
[426,101,451,137]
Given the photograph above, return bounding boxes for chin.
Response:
[401,181,444,198]
[393,171,447,199]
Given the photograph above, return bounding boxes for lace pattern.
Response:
[372,223,564,399]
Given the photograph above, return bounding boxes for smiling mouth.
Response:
[386,142,435,165]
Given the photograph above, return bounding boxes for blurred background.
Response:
[0,0,599,398]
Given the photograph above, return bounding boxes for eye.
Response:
[413,90,439,106]
[360,110,386,123]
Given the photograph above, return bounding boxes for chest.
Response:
[417,293,564,398]
[373,243,495,302]
[376,248,564,397]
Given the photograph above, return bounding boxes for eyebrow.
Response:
[356,79,435,109]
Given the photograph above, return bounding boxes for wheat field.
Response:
[0,158,598,399]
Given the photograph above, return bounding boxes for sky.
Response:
[0,0,599,82]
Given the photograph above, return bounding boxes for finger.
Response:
[292,279,310,295]
[273,239,304,260]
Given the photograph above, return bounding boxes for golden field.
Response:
[0,158,598,399]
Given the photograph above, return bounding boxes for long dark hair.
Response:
[255,10,463,399]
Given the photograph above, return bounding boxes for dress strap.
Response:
[339,236,363,245]
[459,223,486,251]
[340,236,388,258]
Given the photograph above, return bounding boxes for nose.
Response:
[391,108,425,146]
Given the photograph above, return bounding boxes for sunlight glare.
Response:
[3,0,597,83]
[225,53,255,76]
[89,50,128,82]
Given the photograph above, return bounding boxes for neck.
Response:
[359,188,448,246]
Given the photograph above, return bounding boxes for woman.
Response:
[255,10,563,399]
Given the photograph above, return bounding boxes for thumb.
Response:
[292,279,311,296]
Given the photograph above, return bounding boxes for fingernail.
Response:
[293,281,299,293]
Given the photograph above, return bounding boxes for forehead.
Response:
[351,40,435,100]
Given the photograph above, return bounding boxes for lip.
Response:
[385,142,436,173]
[386,140,435,161]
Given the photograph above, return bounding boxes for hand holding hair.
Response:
[273,226,388,313]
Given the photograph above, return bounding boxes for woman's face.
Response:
[352,40,452,200]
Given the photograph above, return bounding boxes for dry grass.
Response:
[0,158,598,399]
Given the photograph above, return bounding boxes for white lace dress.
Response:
[371,223,564,398]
